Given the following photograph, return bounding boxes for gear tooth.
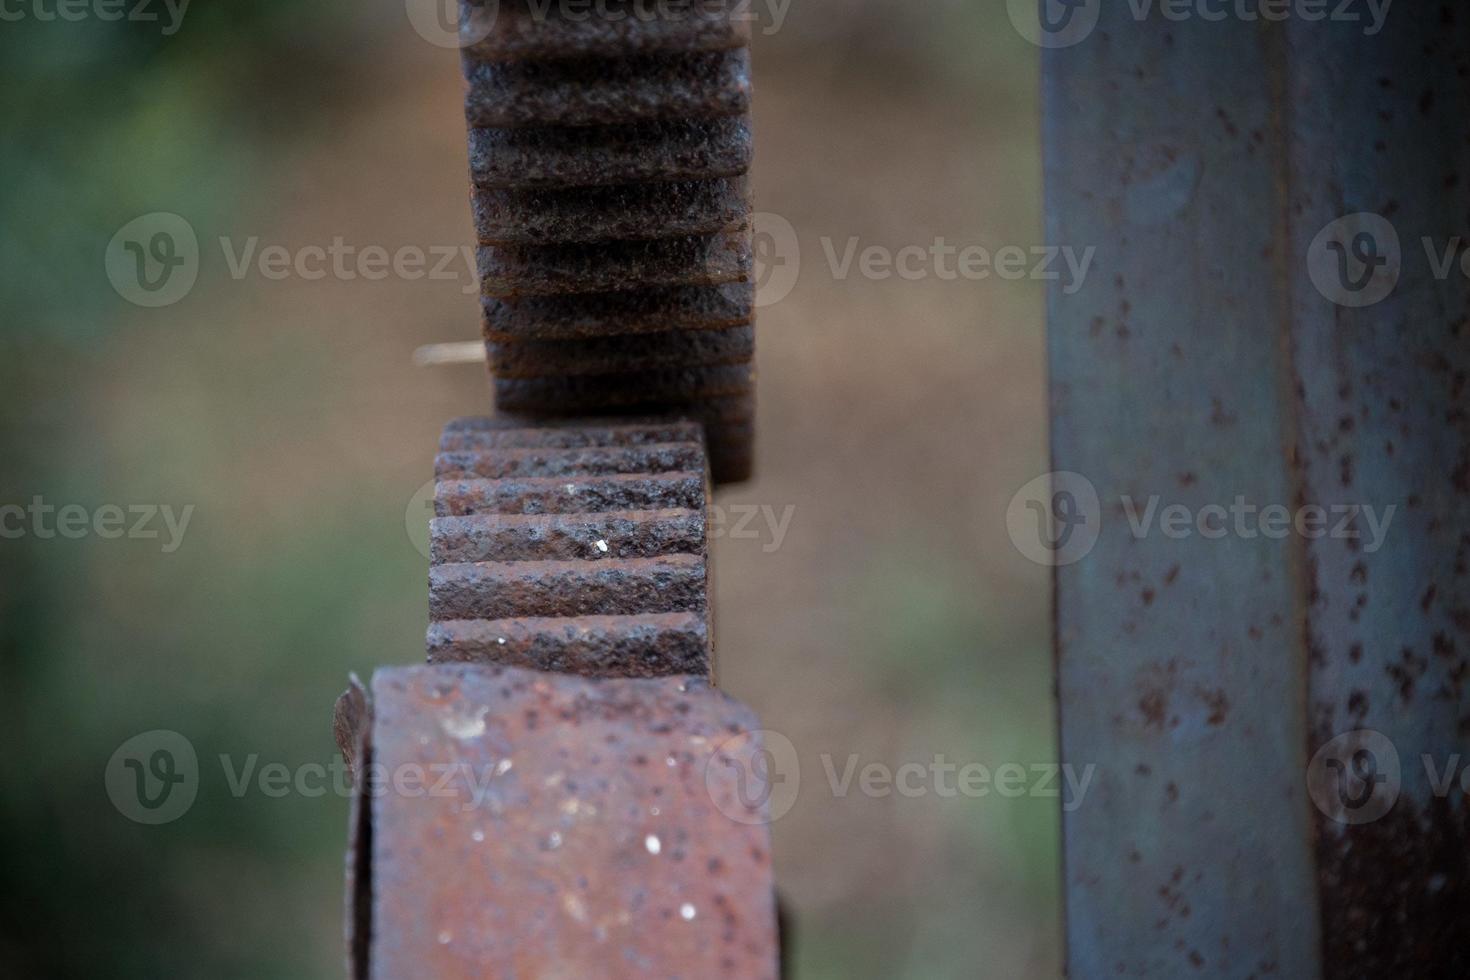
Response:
[461,2,755,481]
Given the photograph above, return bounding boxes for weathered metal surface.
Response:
[467,118,752,189]
[476,226,752,297]
[1046,12,1321,979]
[462,0,750,62]
[426,613,709,676]
[361,663,779,979]
[487,325,755,378]
[430,510,705,564]
[472,178,750,245]
[1047,6,1469,978]
[464,49,751,128]
[461,0,755,484]
[335,676,372,980]
[428,418,713,676]
[1285,14,1470,978]
[429,554,708,621]
[482,284,753,342]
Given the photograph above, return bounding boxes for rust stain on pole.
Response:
[353,663,779,979]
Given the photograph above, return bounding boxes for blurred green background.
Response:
[0,1,1051,976]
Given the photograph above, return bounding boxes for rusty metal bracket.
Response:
[340,664,778,979]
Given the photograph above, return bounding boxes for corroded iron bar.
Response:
[1046,6,1469,976]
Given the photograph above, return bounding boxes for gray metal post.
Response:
[1044,5,1468,976]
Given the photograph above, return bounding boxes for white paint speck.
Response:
[495,758,514,776]
[645,834,662,855]
[497,636,507,645]
[680,903,697,921]
[441,706,487,740]
[595,539,609,553]
[546,831,563,850]
[471,829,485,843]
[437,930,453,945]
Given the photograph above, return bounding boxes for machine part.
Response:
[481,283,753,342]
[427,416,713,676]
[464,49,751,128]
[486,324,755,378]
[475,225,751,296]
[472,177,750,245]
[462,0,750,62]
[462,0,755,484]
[1046,8,1469,978]
[466,118,751,189]
[348,663,780,979]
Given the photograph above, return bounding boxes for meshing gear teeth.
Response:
[341,6,776,971]
[463,0,756,483]
[427,417,714,678]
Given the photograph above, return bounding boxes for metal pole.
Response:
[1044,4,1468,976]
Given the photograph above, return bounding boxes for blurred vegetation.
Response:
[0,6,381,976]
